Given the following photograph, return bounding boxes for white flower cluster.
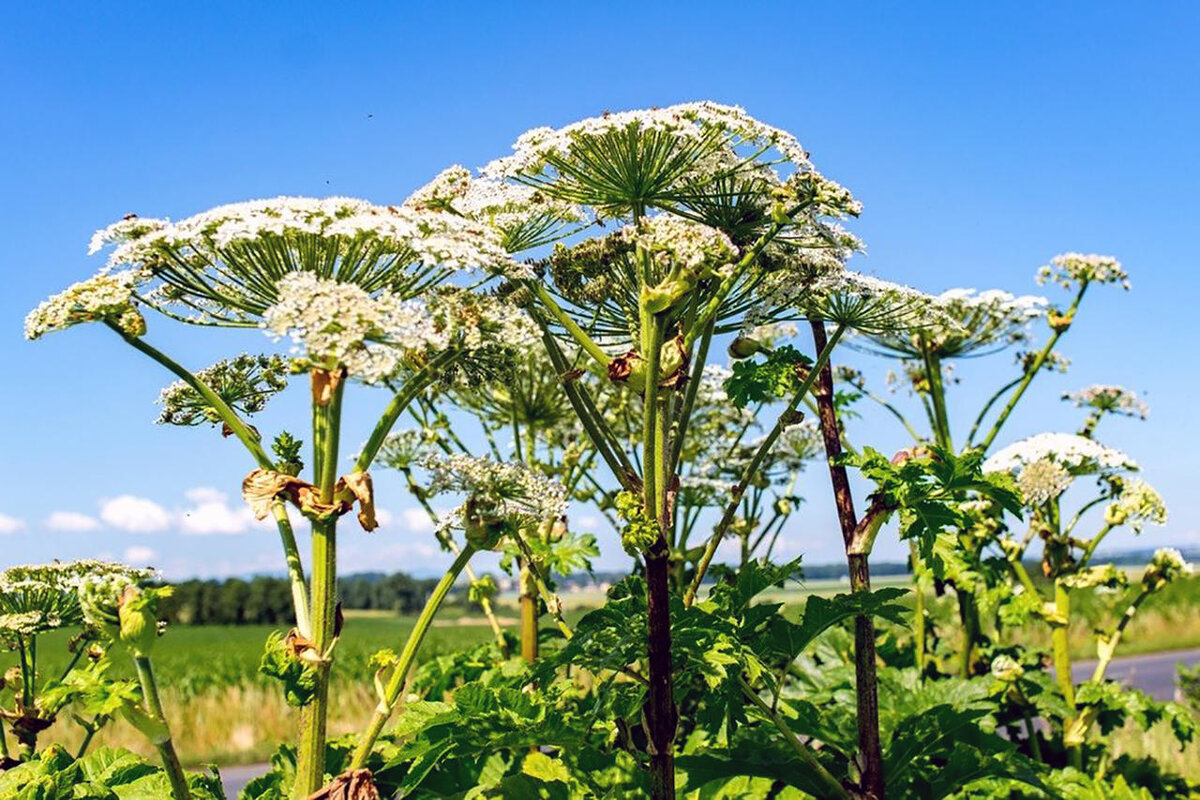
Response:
[1104,479,1168,532]
[1064,385,1149,420]
[800,271,954,334]
[157,353,290,426]
[482,101,815,180]
[1037,253,1130,290]
[1144,547,1192,586]
[984,433,1137,475]
[855,287,1046,359]
[428,289,541,354]
[263,273,445,383]
[0,561,155,637]
[985,433,1137,506]
[419,453,568,529]
[1016,458,1074,506]
[24,268,147,340]
[405,165,585,242]
[621,214,738,275]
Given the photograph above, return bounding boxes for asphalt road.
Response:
[218,648,1200,796]
[1072,647,1199,701]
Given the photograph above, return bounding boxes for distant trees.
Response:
[160,572,440,625]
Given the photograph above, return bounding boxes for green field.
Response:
[8,575,1199,767]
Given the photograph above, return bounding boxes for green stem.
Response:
[528,282,612,367]
[272,500,312,639]
[350,545,476,769]
[106,322,271,468]
[295,376,345,799]
[683,324,846,606]
[978,284,1088,452]
[966,375,1022,447]
[107,322,311,633]
[1052,581,1075,708]
[922,347,953,451]
[739,678,852,800]
[133,656,191,800]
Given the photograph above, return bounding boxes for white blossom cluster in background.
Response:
[622,214,738,275]
[418,453,568,530]
[24,268,148,340]
[156,353,290,426]
[1104,478,1168,532]
[404,164,585,236]
[427,290,541,354]
[1016,349,1071,374]
[984,432,1139,507]
[1037,253,1130,290]
[794,270,955,334]
[984,433,1138,475]
[1145,547,1193,586]
[0,561,155,636]
[1064,384,1150,420]
[263,273,445,383]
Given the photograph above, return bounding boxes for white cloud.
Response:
[184,487,227,504]
[123,545,158,565]
[0,513,25,534]
[402,507,436,532]
[178,487,254,535]
[45,511,101,532]
[100,495,172,533]
[374,508,394,527]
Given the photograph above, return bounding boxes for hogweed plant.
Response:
[27,197,533,797]
[18,102,1197,799]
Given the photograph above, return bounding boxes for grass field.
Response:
[6,575,1199,769]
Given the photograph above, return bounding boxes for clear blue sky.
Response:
[2,2,1197,579]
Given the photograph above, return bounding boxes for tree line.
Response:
[159,572,441,625]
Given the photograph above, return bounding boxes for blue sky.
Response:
[1,2,1197,579]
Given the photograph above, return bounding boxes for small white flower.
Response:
[1036,253,1129,290]
[1064,384,1149,420]
[25,268,148,340]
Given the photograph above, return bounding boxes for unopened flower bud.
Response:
[728,336,764,359]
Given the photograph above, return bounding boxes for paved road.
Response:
[1072,647,1199,701]
[218,648,1200,796]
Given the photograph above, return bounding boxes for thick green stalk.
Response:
[295,376,345,798]
[519,560,539,663]
[350,545,476,769]
[683,324,845,606]
[133,656,190,800]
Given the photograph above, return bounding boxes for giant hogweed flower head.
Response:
[85,196,519,326]
[482,101,860,222]
[24,269,148,340]
[263,273,445,384]
[1143,548,1192,590]
[157,353,289,426]
[787,271,957,336]
[405,165,586,254]
[853,288,1047,360]
[1064,385,1149,421]
[984,432,1138,507]
[1037,253,1129,291]
[1104,478,1167,532]
[415,453,568,550]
